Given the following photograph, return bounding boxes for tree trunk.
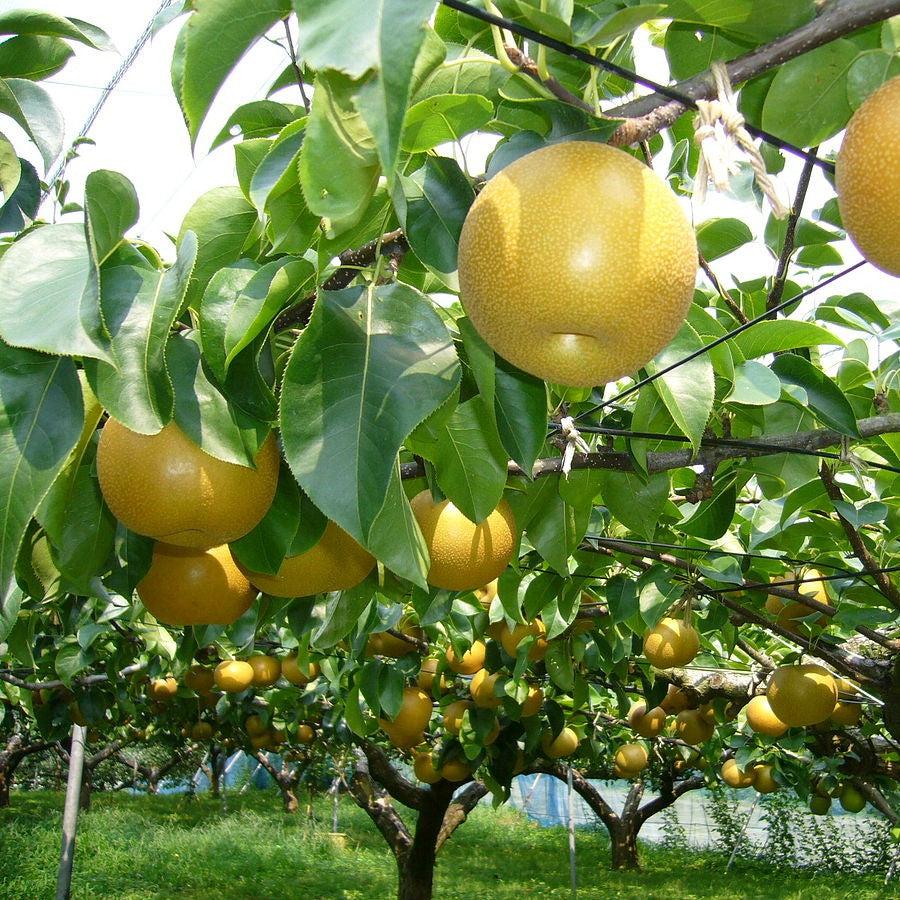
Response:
[396,786,452,900]
[609,820,640,870]
[148,777,159,795]
[281,782,299,813]
[0,766,9,808]
[209,764,220,798]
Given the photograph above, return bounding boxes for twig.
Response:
[699,254,748,324]
[282,18,310,114]
[819,463,900,610]
[766,147,817,314]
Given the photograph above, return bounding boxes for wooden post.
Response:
[726,794,759,873]
[331,776,340,832]
[567,766,577,900]
[55,724,86,900]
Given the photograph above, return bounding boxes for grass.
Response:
[0,790,891,899]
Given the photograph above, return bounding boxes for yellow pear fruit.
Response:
[410,491,516,591]
[744,695,789,738]
[766,665,837,727]
[836,75,900,276]
[643,618,700,668]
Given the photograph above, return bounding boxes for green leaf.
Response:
[664,23,751,80]
[0,156,39,232]
[606,575,639,624]
[577,4,666,46]
[231,467,325,575]
[312,581,373,648]
[211,100,304,150]
[647,321,714,454]
[398,155,474,275]
[725,360,781,406]
[0,76,63,172]
[662,0,814,42]
[771,354,861,437]
[52,444,116,592]
[83,234,197,434]
[55,644,91,686]
[637,565,683,628]
[0,131,19,201]
[178,0,290,144]
[847,49,900,109]
[207,258,313,379]
[0,10,113,49]
[407,396,507,522]
[545,640,574,692]
[0,35,74,80]
[761,40,858,146]
[177,186,258,310]
[679,474,737,540]
[494,358,547,473]
[168,332,268,466]
[298,70,380,237]
[0,223,111,361]
[732,321,842,359]
[84,170,140,266]
[0,344,84,600]
[597,471,669,541]
[402,93,493,152]
[280,282,460,559]
[696,217,753,261]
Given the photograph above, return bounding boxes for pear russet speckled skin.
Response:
[97,419,280,549]
[457,141,698,387]
[836,75,900,276]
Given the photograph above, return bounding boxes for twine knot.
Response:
[694,61,789,218]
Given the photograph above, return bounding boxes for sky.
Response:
[6,1,898,346]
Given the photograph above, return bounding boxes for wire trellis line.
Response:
[441,0,834,172]
[575,260,866,421]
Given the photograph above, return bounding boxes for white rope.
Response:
[41,0,176,206]
[693,61,789,219]
[559,416,591,478]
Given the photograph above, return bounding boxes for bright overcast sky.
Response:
[10,1,899,347]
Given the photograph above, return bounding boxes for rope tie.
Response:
[559,416,591,477]
[694,61,789,219]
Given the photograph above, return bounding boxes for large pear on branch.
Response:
[457,141,697,387]
[836,75,900,276]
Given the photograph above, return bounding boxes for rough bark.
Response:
[0,733,52,806]
[255,751,305,814]
[0,768,9,807]
[397,784,454,900]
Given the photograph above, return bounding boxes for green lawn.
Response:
[0,791,890,899]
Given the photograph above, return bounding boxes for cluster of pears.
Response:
[719,758,779,795]
[374,598,582,785]
[764,569,832,632]
[98,414,520,625]
[628,685,716,748]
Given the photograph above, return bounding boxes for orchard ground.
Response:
[0,792,890,900]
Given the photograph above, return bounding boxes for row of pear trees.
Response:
[1,2,900,899]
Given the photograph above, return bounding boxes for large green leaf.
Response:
[177,0,290,144]
[177,186,258,310]
[280,282,460,571]
[732,321,842,359]
[847,49,900,109]
[0,155,38,232]
[397,155,474,275]
[0,10,113,49]
[0,223,110,361]
[0,131,19,201]
[401,93,493,152]
[84,233,197,434]
[761,40,859,146]
[0,35,74,80]
[211,100,304,150]
[494,358,547,474]
[295,0,438,185]
[662,0,814,41]
[696,217,753,261]
[0,77,63,171]
[771,354,861,437]
[0,344,84,600]
[646,321,714,454]
[298,70,380,237]
[407,396,508,522]
[597,470,669,541]
[84,170,140,266]
[664,23,751,80]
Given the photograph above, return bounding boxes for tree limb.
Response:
[399,414,900,481]
[606,0,900,144]
[855,780,900,825]
[435,781,488,852]
[357,739,426,811]
[346,748,412,857]
[536,761,619,826]
[636,775,705,826]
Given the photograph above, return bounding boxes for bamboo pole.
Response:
[55,724,86,900]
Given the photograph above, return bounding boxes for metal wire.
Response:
[441,0,835,172]
[574,261,865,421]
